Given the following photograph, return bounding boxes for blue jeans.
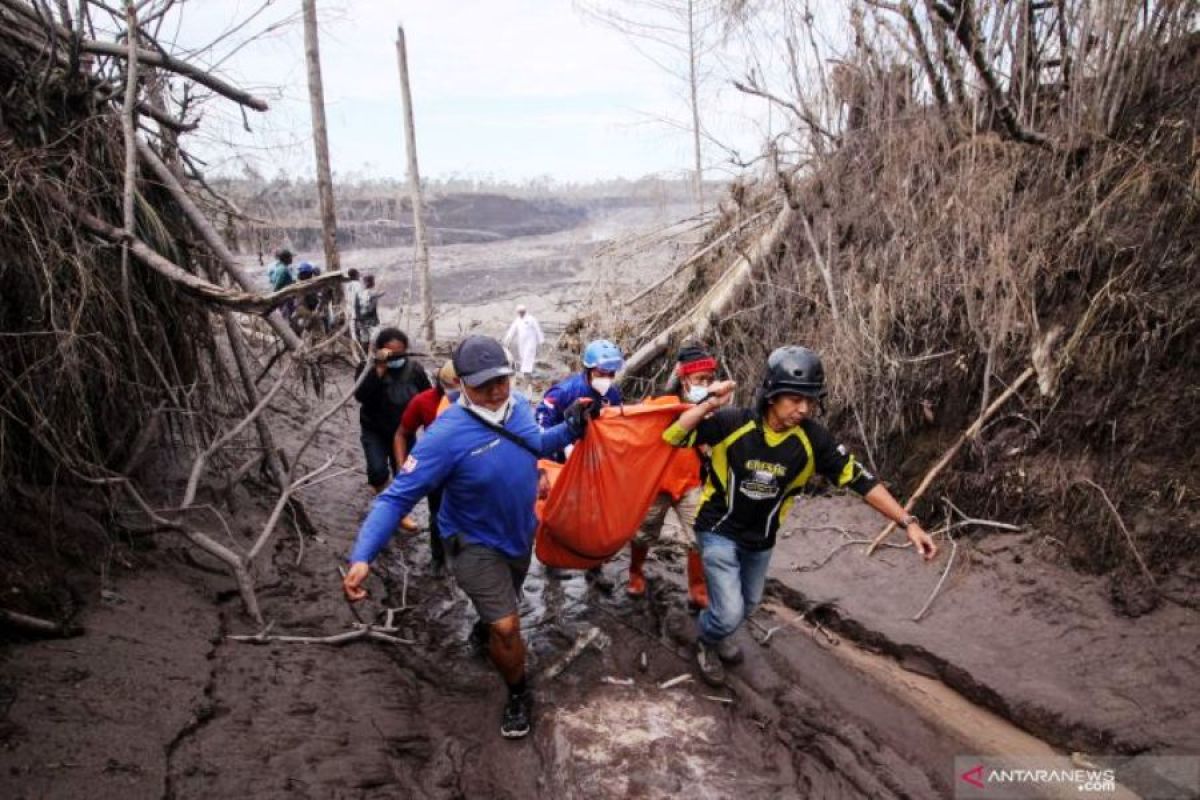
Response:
[697,530,774,644]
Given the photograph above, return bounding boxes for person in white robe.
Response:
[503,305,545,378]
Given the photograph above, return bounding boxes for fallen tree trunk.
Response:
[622,201,797,380]
[79,40,269,111]
[63,197,340,313]
[626,206,776,307]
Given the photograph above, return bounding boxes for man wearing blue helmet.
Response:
[535,338,624,463]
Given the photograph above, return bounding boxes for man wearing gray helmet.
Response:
[663,346,939,686]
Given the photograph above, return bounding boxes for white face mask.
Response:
[591,377,613,395]
[459,392,512,425]
[685,384,710,404]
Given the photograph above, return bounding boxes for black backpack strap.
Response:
[461,407,542,459]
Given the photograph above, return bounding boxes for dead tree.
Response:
[686,0,704,210]
[302,0,343,279]
[582,0,712,212]
[396,24,435,343]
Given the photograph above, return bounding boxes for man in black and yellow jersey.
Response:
[663,345,939,685]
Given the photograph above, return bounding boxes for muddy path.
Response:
[153,391,956,799]
[1,369,1091,799]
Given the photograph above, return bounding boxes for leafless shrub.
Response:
[601,0,1200,575]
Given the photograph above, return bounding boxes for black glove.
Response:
[563,398,595,436]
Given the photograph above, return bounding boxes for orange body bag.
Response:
[534,401,689,569]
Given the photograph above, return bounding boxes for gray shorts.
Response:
[446,537,530,624]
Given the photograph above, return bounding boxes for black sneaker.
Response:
[468,621,490,657]
[696,640,726,686]
[500,691,532,739]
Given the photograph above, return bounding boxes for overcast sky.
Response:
[167,1,787,184]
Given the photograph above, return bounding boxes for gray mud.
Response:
[771,495,1200,758]
[2,374,955,799]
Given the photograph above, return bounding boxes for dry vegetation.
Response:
[0,0,350,629]
[601,0,1200,579]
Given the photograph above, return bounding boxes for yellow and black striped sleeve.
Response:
[805,420,878,496]
[663,408,749,448]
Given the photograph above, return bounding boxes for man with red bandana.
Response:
[625,343,718,609]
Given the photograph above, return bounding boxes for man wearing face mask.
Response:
[354,329,432,534]
[535,338,624,463]
[626,343,718,609]
[343,335,592,739]
[664,346,939,686]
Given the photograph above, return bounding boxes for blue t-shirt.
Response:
[350,394,577,562]
[535,372,621,461]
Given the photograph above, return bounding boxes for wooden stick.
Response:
[537,626,607,682]
[658,673,693,689]
[912,537,958,621]
[866,366,1035,555]
[228,625,413,646]
[0,608,80,637]
[1080,479,1156,586]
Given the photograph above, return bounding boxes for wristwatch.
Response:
[899,514,920,528]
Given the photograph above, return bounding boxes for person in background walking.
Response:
[503,304,545,384]
[354,328,430,531]
[354,274,384,352]
[342,268,363,342]
[268,247,296,319]
[663,346,938,686]
[291,262,328,337]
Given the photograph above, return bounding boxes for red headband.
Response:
[677,356,717,377]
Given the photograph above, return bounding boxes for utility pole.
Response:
[301,0,342,281]
[395,24,435,343]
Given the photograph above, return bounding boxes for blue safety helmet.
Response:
[582,339,624,372]
[297,261,316,277]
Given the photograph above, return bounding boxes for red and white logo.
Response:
[960,763,986,789]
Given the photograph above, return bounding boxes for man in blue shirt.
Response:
[343,335,591,739]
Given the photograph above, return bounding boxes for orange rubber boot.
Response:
[627,544,649,597]
[687,548,709,610]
